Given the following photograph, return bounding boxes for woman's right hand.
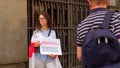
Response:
[34,41,41,47]
[49,54,57,58]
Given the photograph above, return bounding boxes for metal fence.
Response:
[27,0,120,68]
[27,0,89,68]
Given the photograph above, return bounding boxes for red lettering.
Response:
[41,41,58,45]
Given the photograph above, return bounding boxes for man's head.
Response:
[88,0,109,10]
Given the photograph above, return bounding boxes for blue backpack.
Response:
[83,10,120,68]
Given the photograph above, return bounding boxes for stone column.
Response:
[110,0,116,6]
[0,0,28,68]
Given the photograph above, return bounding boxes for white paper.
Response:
[40,38,62,55]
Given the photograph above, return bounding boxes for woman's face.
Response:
[39,15,47,27]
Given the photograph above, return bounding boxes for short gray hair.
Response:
[91,0,108,5]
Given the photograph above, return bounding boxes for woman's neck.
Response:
[41,26,48,31]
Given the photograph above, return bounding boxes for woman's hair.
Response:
[36,12,52,30]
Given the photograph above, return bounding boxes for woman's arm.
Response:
[34,41,41,47]
[31,30,41,47]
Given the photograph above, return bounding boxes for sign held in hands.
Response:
[40,38,62,55]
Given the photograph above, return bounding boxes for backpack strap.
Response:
[48,29,51,37]
[102,10,117,29]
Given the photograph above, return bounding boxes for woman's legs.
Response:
[35,57,46,68]
[46,60,57,68]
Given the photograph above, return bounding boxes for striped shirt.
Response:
[76,8,120,47]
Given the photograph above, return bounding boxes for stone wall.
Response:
[109,0,120,6]
[110,0,116,6]
[0,0,28,68]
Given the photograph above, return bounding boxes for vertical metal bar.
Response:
[57,3,59,27]
[62,4,65,27]
[54,3,57,27]
[81,6,83,22]
[27,0,31,44]
[68,1,72,67]
[32,0,34,29]
[34,0,38,27]
[32,0,34,26]
[71,4,74,68]
[45,2,47,13]
[59,3,62,27]
[51,2,54,26]
[39,1,42,12]
[85,7,87,17]
[76,6,78,27]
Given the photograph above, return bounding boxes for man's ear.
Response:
[88,0,92,4]
[88,0,90,3]
[88,0,92,8]
[88,0,92,2]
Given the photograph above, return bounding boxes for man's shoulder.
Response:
[113,10,120,16]
[77,17,90,29]
[80,14,92,24]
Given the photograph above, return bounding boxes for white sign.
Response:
[40,38,62,55]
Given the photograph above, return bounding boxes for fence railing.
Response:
[27,0,120,68]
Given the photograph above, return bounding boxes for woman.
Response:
[30,12,58,68]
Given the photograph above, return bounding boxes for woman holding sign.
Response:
[29,12,62,68]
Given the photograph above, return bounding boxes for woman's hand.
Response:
[34,41,41,47]
[49,54,57,58]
